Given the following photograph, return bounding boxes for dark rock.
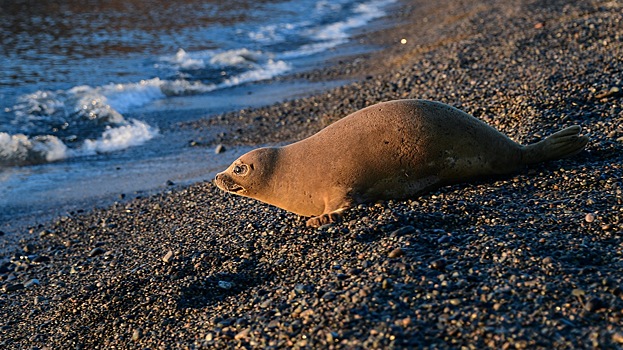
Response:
[584,297,606,312]
[388,247,405,258]
[89,247,106,257]
[214,144,226,154]
[3,283,25,292]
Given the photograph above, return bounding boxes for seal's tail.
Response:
[521,125,588,165]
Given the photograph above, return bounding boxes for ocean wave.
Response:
[160,48,291,83]
[8,80,169,141]
[280,0,396,59]
[2,46,293,168]
[220,59,291,87]
[168,49,207,70]
[209,48,263,67]
[313,0,394,41]
[248,22,303,44]
[1,80,168,167]
[0,133,67,167]
[0,120,158,167]
[81,119,158,154]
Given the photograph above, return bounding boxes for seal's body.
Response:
[215,99,588,227]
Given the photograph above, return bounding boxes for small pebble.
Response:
[348,268,362,275]
[322,292,336,301]
[24,279,40,288]
[218,281,234,290]
[449,298,461,306]
[571,289,585,297]
[234,328,250,340]
[294,284,313,294]
[89,247,106,257]
[162,250,174,264]
[438,235,452,244]
[214,144,226,154]
[398,317,411,327]
[430,259,447,270]
[584,297,606,312]
[585,213,596,223]
[610,286,623,297]
[542,256,553,264]
[32,255,51,263]
[299,309,314,319]
[317,223,334,231]
[132,329,141,341]
[391,226,415,236]
[388,247,405,258]
[4,283,25,292]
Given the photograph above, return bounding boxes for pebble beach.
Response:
[1,0,623,348]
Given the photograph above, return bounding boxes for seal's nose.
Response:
[214,174,221,182]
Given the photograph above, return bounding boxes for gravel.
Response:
[1,0,622,348]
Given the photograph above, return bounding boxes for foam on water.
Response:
[0,119,157,167]
[169,49,207,70]
[159,48,291,80]
[0,81,169,167]
[248,23,301,44]
[209,48,263,67]
[0,133,67,166]
[258,0,396,59]
[220,59,291,87]
[316,0,394,40]
[0,126,158,168]
[0,49,290,167]
[81,120,157,154]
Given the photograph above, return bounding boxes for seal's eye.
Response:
[233,164,248,176]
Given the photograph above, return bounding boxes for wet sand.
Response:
[1,0,623,348]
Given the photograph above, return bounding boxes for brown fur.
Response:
[215,99,588,227]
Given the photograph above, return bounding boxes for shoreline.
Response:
[2,0,623,348]
[0,78,346,243]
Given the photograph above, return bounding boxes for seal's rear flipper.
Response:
[521,125,589,165]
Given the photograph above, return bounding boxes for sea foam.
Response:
[160,48,292,84]
[81,119,157,154]
[280,0,396,59]
[1,80,167,167]
[0,132,68,167]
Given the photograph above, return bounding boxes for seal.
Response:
[215,99,588,227]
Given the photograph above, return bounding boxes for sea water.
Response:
[0,0,395,228]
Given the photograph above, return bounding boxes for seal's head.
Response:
[214,147,279,199]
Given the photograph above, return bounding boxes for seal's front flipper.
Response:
[306,208,347,228]
[521,125,589,165]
